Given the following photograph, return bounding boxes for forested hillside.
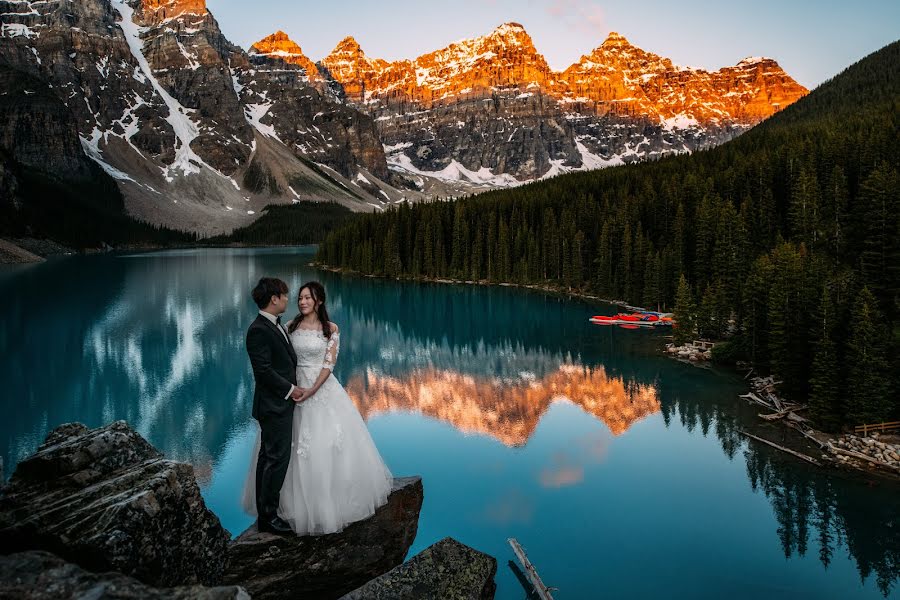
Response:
[208,202,354,246]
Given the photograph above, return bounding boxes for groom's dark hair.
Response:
[252,277,289,309]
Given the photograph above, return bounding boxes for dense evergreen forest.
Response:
[317,41,900,430]
[210,202,354,246]
[0,154,197,249]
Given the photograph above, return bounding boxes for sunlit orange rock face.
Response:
[295,24,807,124]
[141,0,207,23]
[345,365,660,446]
[318,23,554,107]
[318,36,397,103]
[554,33,807,122]
[250,31,321,81]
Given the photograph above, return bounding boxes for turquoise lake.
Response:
[1,247,897,599]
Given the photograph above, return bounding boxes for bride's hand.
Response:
[295,388,314,403]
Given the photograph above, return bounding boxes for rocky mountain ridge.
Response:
[305,23,807,181]
[0,2,807,235]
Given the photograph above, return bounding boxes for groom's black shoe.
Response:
[257,516,293,536]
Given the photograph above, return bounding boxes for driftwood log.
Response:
[739,430,822,466]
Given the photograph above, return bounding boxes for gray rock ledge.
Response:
[340,536,497,599]
[0,550,249,599]
[0,421,230,587]
[223,476,424,600]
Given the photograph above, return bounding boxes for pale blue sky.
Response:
[207,0,899,88]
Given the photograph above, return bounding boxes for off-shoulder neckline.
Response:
[291,327,339,336]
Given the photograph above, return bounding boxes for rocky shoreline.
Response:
[664,341,714,363]
[661,340,900,480]
[734,376,900,480]
[0,238,48,264]
[0,421,498,599]
[827,433,900,473]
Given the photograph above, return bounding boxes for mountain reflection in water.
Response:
[347,365,660,446]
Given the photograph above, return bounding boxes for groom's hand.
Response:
[290,386,305,401]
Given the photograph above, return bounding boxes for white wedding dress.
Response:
[242,324,393,535]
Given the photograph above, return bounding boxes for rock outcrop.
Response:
[0,551,249,600]
[0,66,94,180]
[0,63,126,235]
[0,420,436,599]
[340,537,497,600]
[250,30,321,82]
[0,421,230,587]
[223,476,424,600]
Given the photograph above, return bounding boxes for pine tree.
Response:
[384,225,401,276]
[621,221,632,301]
[767,242,810,398]
[674,274,696,345]
[642,250,661,310]
[572,230,585,289]
[698,283,715,339]
[789,166,821,250]
[594,221,612,296]
[450,203,468,278]
[808,288,843,430]
[845,286,891,424]
[857,164,900,320]
[823,165,849,262]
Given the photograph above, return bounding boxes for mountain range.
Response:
[0,0,807,235]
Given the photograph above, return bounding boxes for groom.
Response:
[246,277,302,535]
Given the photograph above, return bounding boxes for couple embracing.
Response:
[241,277,392,536]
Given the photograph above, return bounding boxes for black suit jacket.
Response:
[246,314,298,421]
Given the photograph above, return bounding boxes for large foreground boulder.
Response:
[0,421,230,586]
[0,551,248,599]
[223,476,424,599]
[340,537,497,600]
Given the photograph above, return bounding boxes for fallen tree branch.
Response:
[785,421,827,449]
[741,392,776,411]
[739,430,822,466]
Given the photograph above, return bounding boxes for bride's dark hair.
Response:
[288,281,333,339]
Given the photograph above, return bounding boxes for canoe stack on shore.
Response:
[0,421,497,599]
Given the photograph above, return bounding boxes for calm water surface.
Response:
[1,248,897,599]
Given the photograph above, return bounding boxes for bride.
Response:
[242,281,393,535]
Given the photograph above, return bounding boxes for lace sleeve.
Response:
[322,331,340,371]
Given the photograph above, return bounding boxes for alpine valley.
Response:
[0,0,806,236]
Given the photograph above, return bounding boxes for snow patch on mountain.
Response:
[113,0,208,181]
[80,128,137,182]
[388,151,521,187]
[660,114,701,131]
[243,102,280,140]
